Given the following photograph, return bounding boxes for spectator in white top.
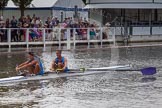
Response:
[103,22,111,39]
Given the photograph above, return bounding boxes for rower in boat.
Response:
[50,50,69,73]
[16,52,44,76]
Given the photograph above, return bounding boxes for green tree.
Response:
[0,0,9,16]
[0,0,9,9]
[12,0,33,16]
[82,0,86,4]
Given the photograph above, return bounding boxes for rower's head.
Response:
[28,52,35,59]
[56,50,62,58]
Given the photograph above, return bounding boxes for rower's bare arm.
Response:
[63,58,68,69]
[16,61,29,71]
[50,61,55,71]
[17,60,37,70]
[17,61,28,67]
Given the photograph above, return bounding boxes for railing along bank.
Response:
[0,27,116,51]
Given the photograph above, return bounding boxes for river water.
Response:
[0,46,162,108]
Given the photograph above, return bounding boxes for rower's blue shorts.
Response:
[64,67,70,73]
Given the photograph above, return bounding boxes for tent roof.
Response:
[6,0,85,8]
[31,0,58,7]
[7,0,17,8]
[54,0,85,8]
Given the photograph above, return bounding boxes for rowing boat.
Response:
[0,65,131,84]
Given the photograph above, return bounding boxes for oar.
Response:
[69,66,157,75]
[69,65,131,72]
[34,56,156,76]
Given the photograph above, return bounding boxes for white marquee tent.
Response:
[3,0,88,22]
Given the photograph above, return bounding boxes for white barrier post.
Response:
[113,27,116,46]
[7,28,11,52]
[26,28,29,50]
[87,28,90,49]
[43,28,46,51]
[67,28,71,50]
[73,28,76,49]
[100,27,103,48]
[58,28,61,49]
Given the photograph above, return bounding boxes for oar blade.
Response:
[141,67,156,75]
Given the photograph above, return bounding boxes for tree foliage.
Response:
[12,0,33,16]
[0,0,9,9]
[82,0,86,4]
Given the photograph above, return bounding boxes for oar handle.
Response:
[49,68,64,74]
[69,68,85,72]
[79,68,86,72]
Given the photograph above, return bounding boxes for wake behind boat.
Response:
[0,65,132,84]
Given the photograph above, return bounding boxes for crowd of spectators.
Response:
[0,14,110,42]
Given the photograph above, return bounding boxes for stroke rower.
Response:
[16,52,44,76]
[50,50,69,72]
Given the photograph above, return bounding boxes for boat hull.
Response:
[0,65,131,84]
